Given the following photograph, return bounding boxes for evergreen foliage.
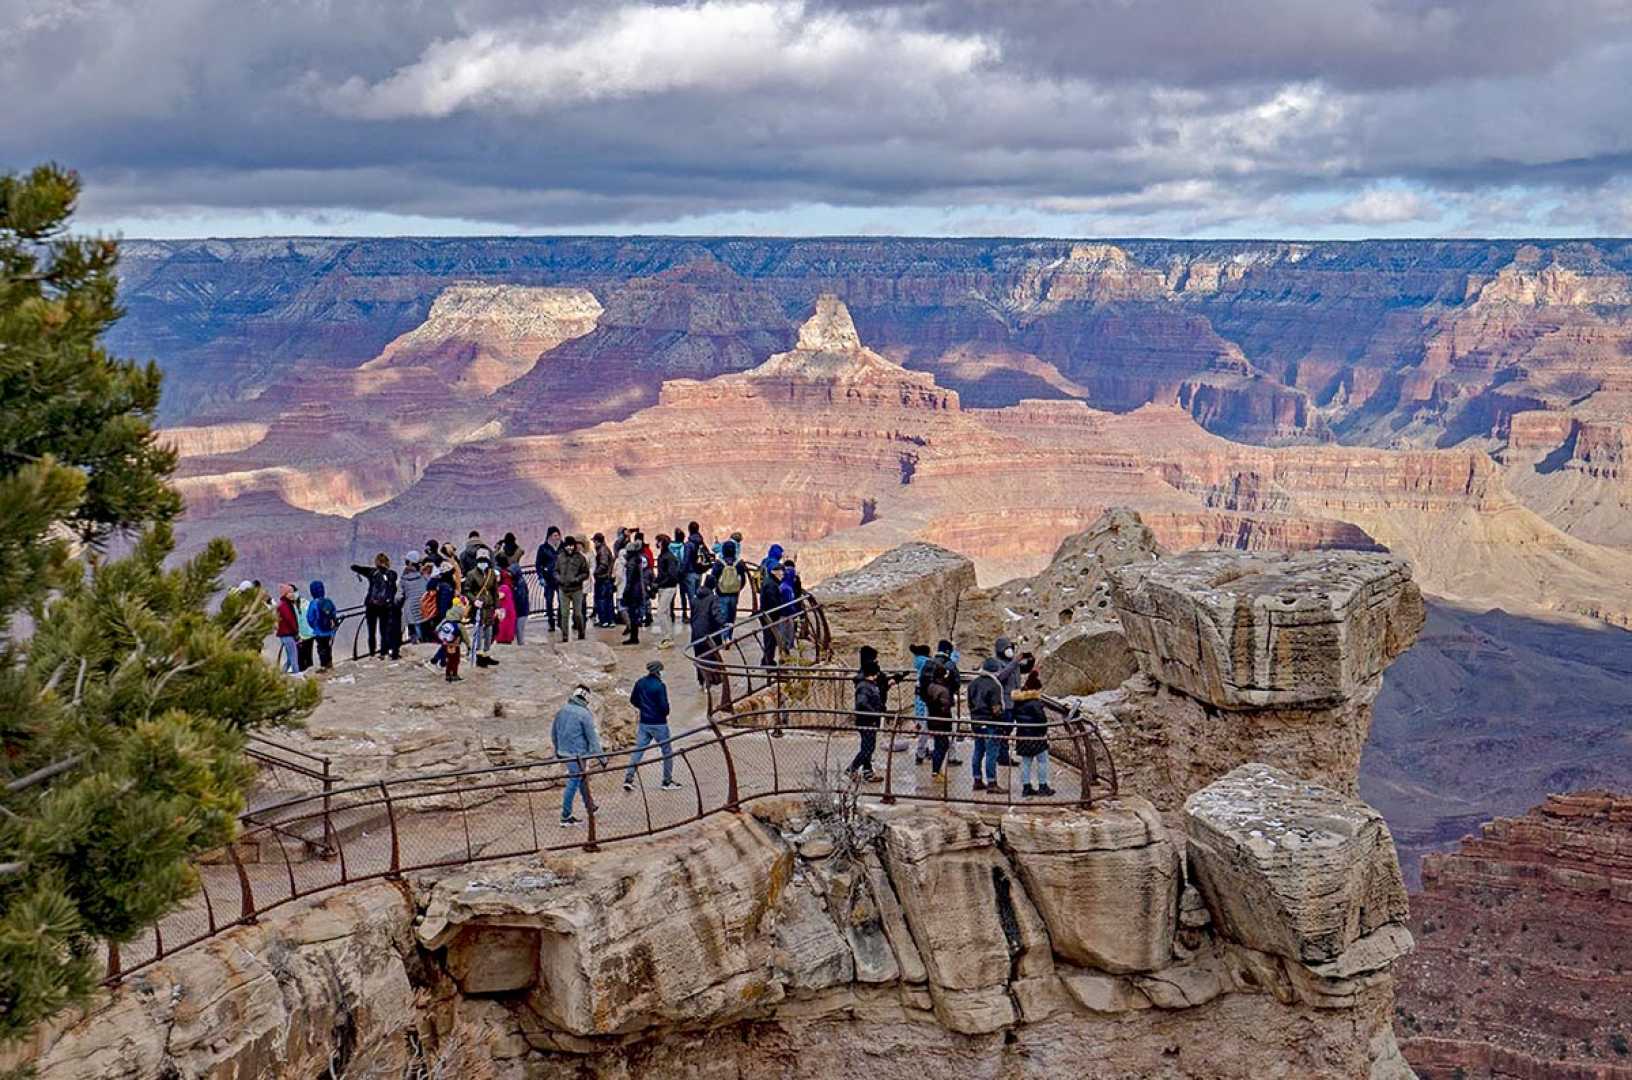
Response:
[0,164,319,1047]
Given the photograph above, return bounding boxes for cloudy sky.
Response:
[6,0,1632,239]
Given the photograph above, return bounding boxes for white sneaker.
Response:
[622,781,636,792]
[660,780,684,791]
[559,816,582,828]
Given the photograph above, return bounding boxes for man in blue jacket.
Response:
[623,661,682,791]
[535,526,562,633]
[551,686,604,826]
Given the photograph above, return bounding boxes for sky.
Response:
[5,0,1632,240]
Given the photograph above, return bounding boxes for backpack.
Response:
[311,598,339,634]
[366,569,395,608]
[436,620,459,645]
[668,541,685,565]
[419,589,438,622]
[923,659,956,713]
[716,561,742,596]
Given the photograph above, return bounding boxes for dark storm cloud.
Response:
[3,0,1631,234]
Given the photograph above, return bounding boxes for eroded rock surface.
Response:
[814,542,977,668]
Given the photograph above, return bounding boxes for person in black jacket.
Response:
[350,552,401,660]
[620,544,646,645]
[653,533,681,649]
[847,645,896,783]
[916,639,962,780]
[757,562,788,667]
[1012,664,1054,797]
[623,660,682,791]
[535,526,562,632]
[689,582,725,687]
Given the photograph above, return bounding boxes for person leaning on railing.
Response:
[757,563,788,667]
[1012,663,1056,797]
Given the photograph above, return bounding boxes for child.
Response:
[437,598,471,683]
[1013,664,1054,797]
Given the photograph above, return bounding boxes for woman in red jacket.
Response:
[275,583,302,676]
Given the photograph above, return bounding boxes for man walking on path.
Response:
[624,661,682,791]
[551,686,604,827]
[556,536,591,642]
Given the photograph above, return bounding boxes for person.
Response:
[967,635,1023,793]
[681,521,707,618]
[440,543,465,595]
[612,526,629,561]
[498,531,522,565]
[591,532,616,627]
[1013,664,1055,797]
[350,553,400,660]
[308,580,339,670]
[669,526,690,620]
[916,639,962,781]
[909,643,932,760]
[275,583,301,675]
[400,553,426,644]
[415,560,440,643]
[689,582,725,686]
[507,554,530,644]
[556,535,591,642]
[437,598,470,682]
[535,526,562,633]
[705,539,746,638]
[636,531,655,626]
[848,645,894,783]
[551,686,604,827]
[495,556,518,645]
[763,543,784,576]
[294,583,316,671]
[459,531,486,574]
[464,552,502,667]
[757,561,787,666]
[620,543,646,645]
[653,532,680,649]
[623,660,682,791]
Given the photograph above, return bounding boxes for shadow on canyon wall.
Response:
[1362,598,1632,886]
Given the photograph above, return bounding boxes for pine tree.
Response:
[0,164,319,1046]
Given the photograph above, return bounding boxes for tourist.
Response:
[758,561,787,666]
[535,526,562,634]
[1013,664,1055,797]
[967,636,1023,793]
[507,553,530,644]
[423,539,441,565]
[916,639,962,780]
[494,555,518,645]
[437,598,470,682]
[551,686,604,827]
[591,532,616,627]
[498,531,522,565]
[705,539,746,637]
[653,532,680,649]
[401,554,426,644]
[350,552,400,660]
[623,660,682,791]
[682,521,707,617]
[307,580,339,670]
[464,552,502,667]
[440,543,464,593]
[557,535,591,642]
[415,560,440,643]
[847,645,893,783]
[689,582,725,685]
[612,526,629,561]
[909,643,932,761]
[294,582,316,671]
[275,583,301,676]
[763,543,784,575]
[670,525,691,620]
[620,543,646,645]
[458,530,486,574]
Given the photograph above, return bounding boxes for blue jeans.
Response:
[541,579,560,629]
[594,579,616,624]
[561,760,589,820]
[623,723,674,785]
[681,572,699,618]
[717,592,739,639]
[1021,752,1051,787]
[972,723,1002,781]
[279,635,300,673]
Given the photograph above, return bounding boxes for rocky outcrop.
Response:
[1395,792,1632,1079]
[21,782,1417,1080]
[814,542,977,668]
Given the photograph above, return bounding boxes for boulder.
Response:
[814,543,976,669]
[1110,549,1425,709]
[1001,798,1179,973]
[1184,764,1412,973]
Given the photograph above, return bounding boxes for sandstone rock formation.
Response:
[20,784,1417,1080]
[813,541,976,668]
[1395,792,1632,1079]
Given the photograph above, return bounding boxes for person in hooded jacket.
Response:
[1012,663,1055,797]
[965,635,1024,793]
[763,543,784,575]
[653,533,680,648]
[847,645,896,783]
[915,639,962,779]
[556,536,592,641]
[689,582,726,687]
[620,544,646,645]
[464,552,502,667]
[757,562,789,666]
[495,555,519,645]
[307,580,339,670]
[507,554,530,643]
[400,554,426,644]
[551,686,604,827]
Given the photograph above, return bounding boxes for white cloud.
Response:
[324,1,994,119]
[1334,188,1440,225]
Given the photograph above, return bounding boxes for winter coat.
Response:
[508,565,530,618]
[464,566,501,625]
[536,540,560,585]
[351,564,398,609]
[967,660,1010,724]
[550,699,602,760]
[758,572,785,623]
[991,636,1022,709]
[400,568,426,616]
[592,541,614,582]
[622,549,646,608]
[684,531,708,575]
[763,544,784,574]
[655,546,681,589]
[557,548,591,592]
[275,597,299,637]
[1013,692,1049,758]
[308,581,338,639]
[690,590,724,651]
[916,653,961,731]
[629,674,671,727]
[853,672,888,728]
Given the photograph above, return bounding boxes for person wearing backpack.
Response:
[916,639,962,781]
[308,580,340,670]
[437,598,470,682]
[681,521,708,619]
[351,553,400,660]
[653,533,680,649]
[416,560,441,643]
[668,525,689,621]
[705,540,745,639]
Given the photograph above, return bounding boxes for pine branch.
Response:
[4,754,83,793]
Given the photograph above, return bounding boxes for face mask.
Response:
[478,561,490,570]
[1003,647,1015,660]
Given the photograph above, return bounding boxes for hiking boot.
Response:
[445,674,462,683]
[1021,784,1037,798]
[1037,784,1057,797]
[485,654,498,665]
[914,751,928,765]
[474,655,491,668]
[985,782,1008,795]
[622,780,636,792]
[972,779,987,792]
[660,780,683,791]
[948,754,964,765]
[861,770,882,784]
